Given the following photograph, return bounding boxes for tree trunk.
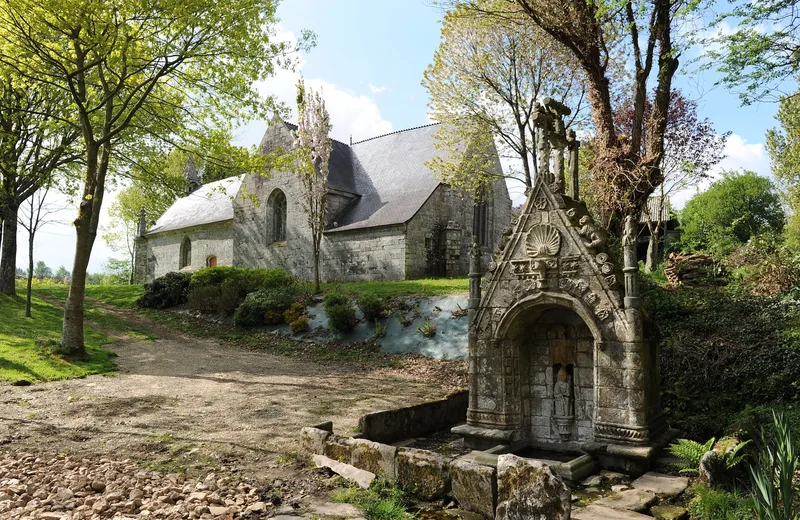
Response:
[645,221,661,273]
[313,246,320,294]
[61,217,92,355]
[0,206,19,295]
[25,227,34,318]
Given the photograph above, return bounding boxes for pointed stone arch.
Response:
[179,236,191,269]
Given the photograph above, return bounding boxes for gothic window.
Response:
[179,237,192,269]
[268,189,287,243]
[474,199,489,246]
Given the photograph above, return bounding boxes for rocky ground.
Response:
[0,300,467,519]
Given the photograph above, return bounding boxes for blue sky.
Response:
[20,0,784,272]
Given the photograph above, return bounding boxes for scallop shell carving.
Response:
[526,224,561,257]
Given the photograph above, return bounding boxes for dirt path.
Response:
[0,302,464,485]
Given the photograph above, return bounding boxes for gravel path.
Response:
[0,304,466,517]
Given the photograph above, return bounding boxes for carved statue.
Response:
[577,215,604,250]
[554,366,573,417]
[495,225,513,255]
[623,215,637,248]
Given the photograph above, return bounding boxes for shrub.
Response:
[324,292,358,333]
[373,321,387,338]
[643,278,800,440]
[191,267,294,294]
[137,272,192,309]
[687,483,755,520]
[289,317,310,334]
[283,303,307,324]
[358,293,384,322]
[323,292,350,308]
[417,319,437,338]
[188,279,245,315]
[233,286,296,327]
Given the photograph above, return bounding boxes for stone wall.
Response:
[142,221,235,281]
[357,390,468,444]
[233,157,407,282]
[405,176,511,279]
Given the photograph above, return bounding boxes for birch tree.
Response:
[0,0,309,355]
[423,1,589,197]
[294,80,331,294]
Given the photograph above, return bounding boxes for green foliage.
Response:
[324,293,358,333]
[332,478,412,520]
[750,411,799,520]
[283,303,307,324]
[232,286,297,327]
[704,0,800,105]
[678,170,785,257]
[669,437,716,475]
[373,321,387,339]
[687,483,755,520]
[643,278,800,440]
[358,293,385,323]
[191,267,294,293]
[289,316,309,335]
[417,319,437,338]
[766,91,800,249]
[33,260,52,280]
[136,272,192,309]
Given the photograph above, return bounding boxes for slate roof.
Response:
[329,124,443,232]
[149,122,461,235]
[639,196,673,224]
[145,176,243,236]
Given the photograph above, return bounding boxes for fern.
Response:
[723,439,752,470]
[669,437,715,475]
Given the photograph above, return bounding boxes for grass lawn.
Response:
[315,278,469,298]
[31,282,144,308]
[0,291,116,384]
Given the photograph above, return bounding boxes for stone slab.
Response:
[495,454,570,520]
[313,454,376,489]
[300,427,331,457]
[450,458,496,519]
[308,501,364,518]
[651,504,689,520]
[573,505,653,519]
[632,472,689,498]
[395,448,450,500]
[594,489,657,512]
[350,439,397,481]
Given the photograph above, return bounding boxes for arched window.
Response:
[179,237,192,269]
[206,256,217,268]
[268,189,287,243]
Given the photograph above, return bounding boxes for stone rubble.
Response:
[0,452,295,519]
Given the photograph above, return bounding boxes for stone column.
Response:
[468,236,482,325]
[622,215,641,308]
[132,208,148,284]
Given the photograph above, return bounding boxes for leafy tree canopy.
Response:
[678,170,786,257]
[705,0,800,105]
[766,89,800,247]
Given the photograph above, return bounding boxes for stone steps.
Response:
[574,471,689,519]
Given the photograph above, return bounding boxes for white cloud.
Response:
[671,133,771,209]
[368,83,388,94]
[236,28,392,146]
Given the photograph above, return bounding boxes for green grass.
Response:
[315,278,469,298]
[29,281,144,308]
[0,292,116,384]
[332,479,412,520]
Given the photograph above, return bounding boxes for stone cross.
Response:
[137,208,147,237]
[566,129,580,200]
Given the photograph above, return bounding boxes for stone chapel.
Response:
[133,120,512,284]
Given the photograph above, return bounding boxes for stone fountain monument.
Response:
[454,98,672,475]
